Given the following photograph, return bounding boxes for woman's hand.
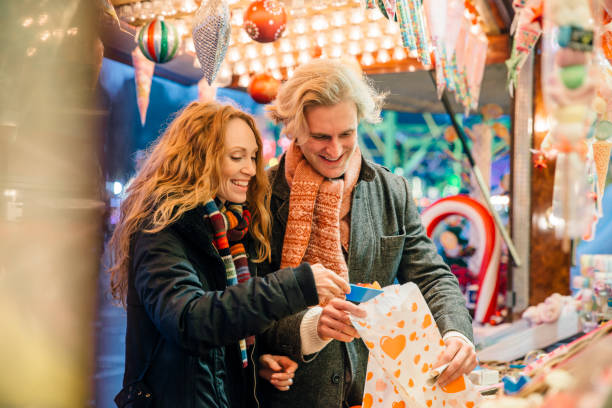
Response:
[258,354,298,391]
[310,263,350,305]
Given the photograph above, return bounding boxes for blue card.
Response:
[346,284,384,303]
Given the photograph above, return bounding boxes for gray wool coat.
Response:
[257,155,473,408]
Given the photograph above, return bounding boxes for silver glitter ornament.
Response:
[193,0,232,85]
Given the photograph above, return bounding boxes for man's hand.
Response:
[258,354,298,391]
[317,298,367,342]
[434,337,477,387]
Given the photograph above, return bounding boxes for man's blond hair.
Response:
[266,59,386,140]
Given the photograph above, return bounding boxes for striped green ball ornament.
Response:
[137,18,180,64]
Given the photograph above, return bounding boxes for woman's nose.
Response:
[243,160,256,176]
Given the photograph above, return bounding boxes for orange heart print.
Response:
[440,375,467,394]
[362,393,373,408]
[380,335,406,360]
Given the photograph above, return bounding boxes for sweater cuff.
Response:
[300,306,332,356]
[293,262,318,307]
[443,331,475,350]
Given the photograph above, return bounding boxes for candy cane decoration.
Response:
[421,195,501,323]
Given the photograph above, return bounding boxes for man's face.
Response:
[299,100,359,179]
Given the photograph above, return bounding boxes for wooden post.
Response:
[528,50,572,306]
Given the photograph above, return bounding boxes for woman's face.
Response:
[216,118,258,204]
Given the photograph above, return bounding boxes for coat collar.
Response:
[173,205,218,257]
[270,152,376,202]
[173,204,258,262]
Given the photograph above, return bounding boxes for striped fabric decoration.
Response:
[137,18,180,64]
[203,199,252,368]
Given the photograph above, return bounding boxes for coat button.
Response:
[331,373,341,384]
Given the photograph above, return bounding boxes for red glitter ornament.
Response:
[247,73,280,104]
[243,0,287,43]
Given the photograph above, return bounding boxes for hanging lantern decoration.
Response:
[137,18,181,64]
[193,0,232,85]
[243,0,287,43]
[247,73,280,104]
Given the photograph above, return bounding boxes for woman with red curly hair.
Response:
[108,102,348,408]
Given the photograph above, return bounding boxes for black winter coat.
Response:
[120,205,318,408]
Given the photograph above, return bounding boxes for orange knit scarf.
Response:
[280,141,361,282]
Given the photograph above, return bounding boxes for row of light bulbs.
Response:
[205,44,417,88]
[222,28,404,57]
[230,45,413,72]
[116,0,484,89]
[230,5,383,29]
[115,0,366,25]
[216,3,423,82]
[117,0,199,24]
[141,4,391,46]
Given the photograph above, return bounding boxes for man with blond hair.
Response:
[257,59,476,408]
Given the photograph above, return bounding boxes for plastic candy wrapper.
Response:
[350,283,481,408]
[541,0,597,242]
[506,0,543,96]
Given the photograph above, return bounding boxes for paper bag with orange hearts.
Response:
[349,283,481,408]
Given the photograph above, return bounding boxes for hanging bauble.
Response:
[137,18,180,63]
[243,0,287,43]
[247,73,280,104]
[193,0,232,85]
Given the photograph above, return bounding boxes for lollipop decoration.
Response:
[243,0,287,43]
[421,195,501,324]
[193,0,232,85]
[137,18,181,64]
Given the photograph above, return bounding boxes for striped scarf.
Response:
[203,198,252,367]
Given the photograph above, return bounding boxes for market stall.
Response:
[95,0,612,406]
